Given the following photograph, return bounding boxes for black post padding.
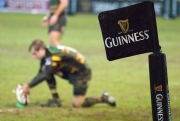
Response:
[149,53,172,121]
[170,0,177,18]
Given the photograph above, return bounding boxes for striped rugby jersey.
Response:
[44,45,91,74]
[50,0,60,14]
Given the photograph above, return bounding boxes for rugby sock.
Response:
[101,95,108,102]
[49,84,59,100]
[46,75,60,101]
[82,97,103,107]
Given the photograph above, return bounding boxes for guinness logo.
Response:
[155,85,162,92]
[117,19,129,34]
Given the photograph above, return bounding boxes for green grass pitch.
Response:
[0,12,180,121]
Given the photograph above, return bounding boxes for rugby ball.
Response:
[15,84,30,105]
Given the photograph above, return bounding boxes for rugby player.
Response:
[22,39,116,108]
[41,0,68,46]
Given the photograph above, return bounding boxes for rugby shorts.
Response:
[48,13,67,34]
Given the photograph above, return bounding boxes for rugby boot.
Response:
[101,91,116,107]
[41,98,62,107]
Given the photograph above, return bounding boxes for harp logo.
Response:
[155,85,162,92]
[104,19,150,49]
[118,19,129,34]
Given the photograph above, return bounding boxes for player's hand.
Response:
[22,84,30,96]
[49,14,58,26]
[41,15,49,26]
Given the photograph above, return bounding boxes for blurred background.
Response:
[0,0,179,19]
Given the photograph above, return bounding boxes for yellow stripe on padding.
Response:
[52,56,61,61]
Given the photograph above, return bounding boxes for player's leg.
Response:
[71,76,102,108]
[72,89,104,108]
[41,75,62,107]
[49,31,61,46]
[81,96,103,107]
[81,92,116,107]
[72,95,105,107]
[72,95,85,108]
[48,14,66,46]
[72,80,104,108]
[46,75,60,100]
[72,80,116,108]
[71,69,116,107]
[72,91,116,108]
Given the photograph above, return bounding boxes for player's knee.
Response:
[72,102,82,108]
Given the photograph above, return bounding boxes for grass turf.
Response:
[0,12,180,121]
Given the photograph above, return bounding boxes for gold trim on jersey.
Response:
[76,53,85,64]
[52,56,61,61]
[50,5,58,13]
[70,67,79,73]
[65,49,70,54]
[52,62,57,67]
[52,56,61,67]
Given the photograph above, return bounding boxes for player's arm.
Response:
[22,62,46,95]
[55,0,68,16]
[24,54,60,92]
[50,0,68,25]
[22,65,55,95]
[41,13,50,26]
[27,65,54,88]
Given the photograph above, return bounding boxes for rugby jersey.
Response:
[28,45,91,88]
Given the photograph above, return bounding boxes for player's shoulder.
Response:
[47,45,78,55]
[47,45,60,53]
[57,45,78,53]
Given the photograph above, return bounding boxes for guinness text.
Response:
[104,30,149,48]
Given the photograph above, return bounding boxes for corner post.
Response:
[149,52,172,121]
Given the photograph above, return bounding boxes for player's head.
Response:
[29,39,46,60]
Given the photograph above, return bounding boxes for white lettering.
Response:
[139,31,145,40]
[167,93,172,121]
[121,36,128,44]
[105,37,113,48]
[112,38,119,47]
[144,30,149,39]
[104,30,150,48]
[134,32,140,41]
[118,37,122,45]
[156,94,163,121]
[127,34,135,43]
